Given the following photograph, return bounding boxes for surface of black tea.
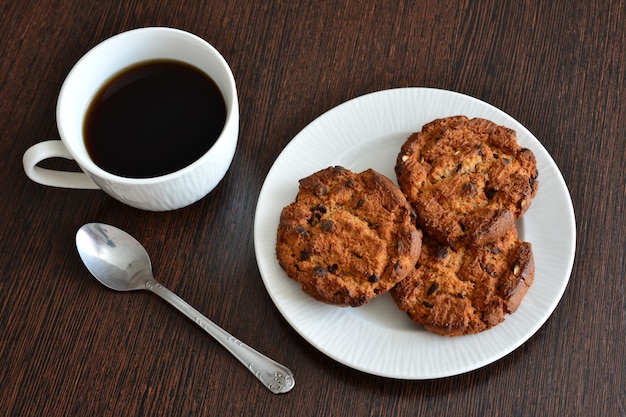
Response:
[83,60,227,178]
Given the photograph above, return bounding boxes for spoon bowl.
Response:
[76,223,152,291]
[76,222,294,394]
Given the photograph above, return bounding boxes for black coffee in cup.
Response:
[83,60,226,178]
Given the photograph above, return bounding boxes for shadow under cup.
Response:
[57,27,239,211]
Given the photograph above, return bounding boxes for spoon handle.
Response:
[145,278,295,394]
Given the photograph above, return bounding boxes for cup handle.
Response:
[23,140,100,189]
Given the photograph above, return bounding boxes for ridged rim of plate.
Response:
[253,87,576,379]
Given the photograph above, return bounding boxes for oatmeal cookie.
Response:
[276,166,422,307]
[390,226,534,336]
[395,116,538,246]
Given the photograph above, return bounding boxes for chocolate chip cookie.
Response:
[390,226,534,336]
[276,166,423,307]
[395,116,538,247]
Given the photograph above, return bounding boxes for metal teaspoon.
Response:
[75,222,294,394]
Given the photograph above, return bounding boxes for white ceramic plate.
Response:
[254,88,576,379]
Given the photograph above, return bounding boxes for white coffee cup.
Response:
[23,27,239,211]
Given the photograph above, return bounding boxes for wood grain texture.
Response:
[1,1,624,416]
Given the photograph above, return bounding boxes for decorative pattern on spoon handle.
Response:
[145,279,295,394]
[198,319,294,393]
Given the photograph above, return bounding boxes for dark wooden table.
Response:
[1,1,624,416]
